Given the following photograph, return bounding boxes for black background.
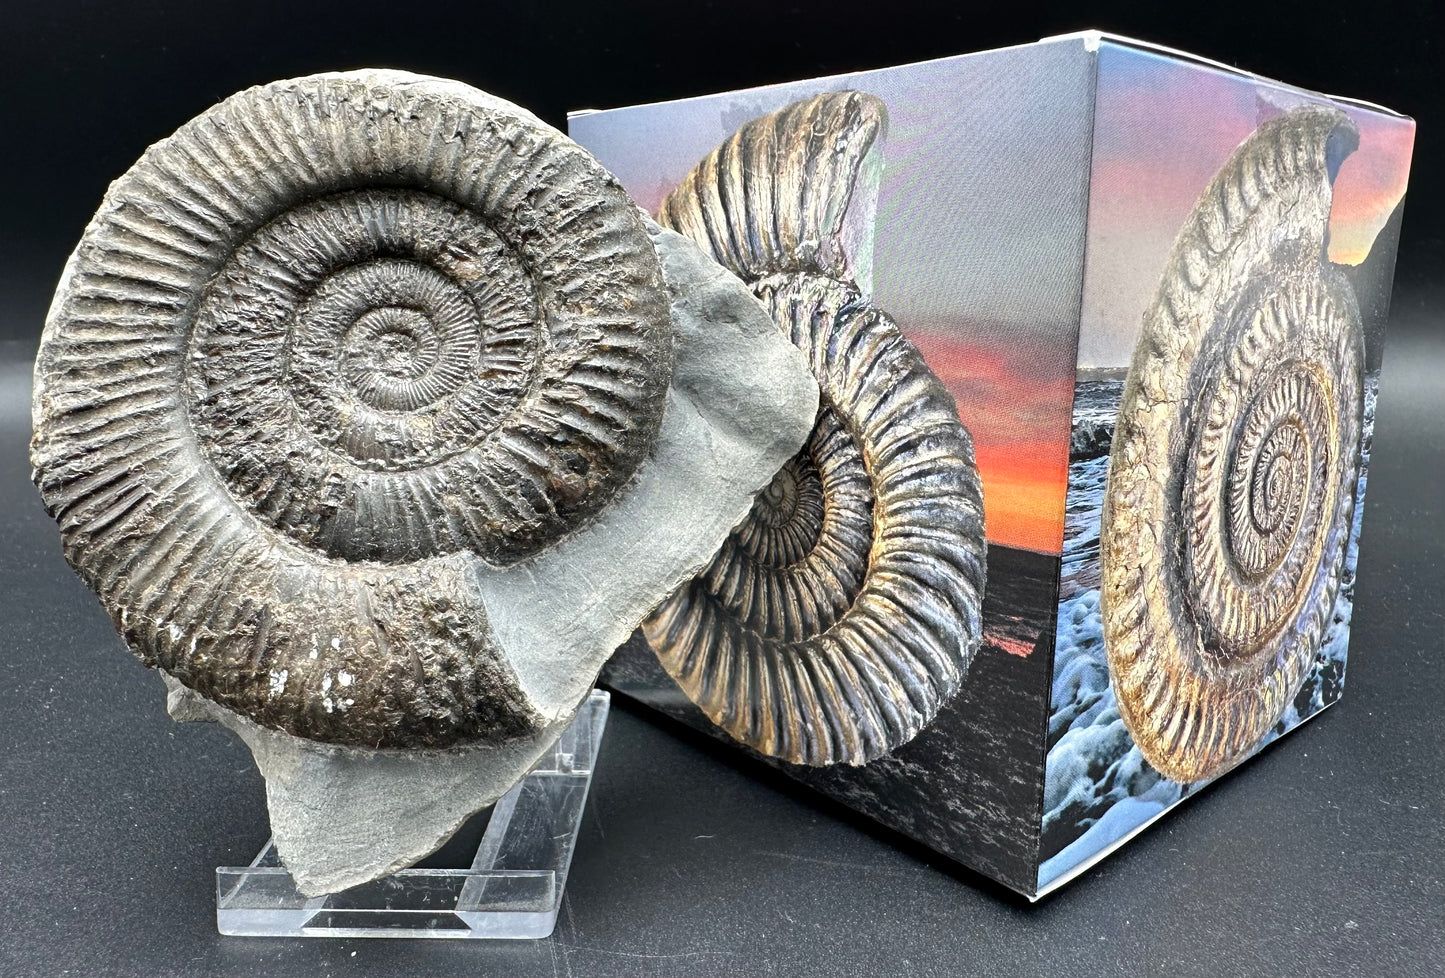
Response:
[2,0,1440,333]
[1,2,1441,976]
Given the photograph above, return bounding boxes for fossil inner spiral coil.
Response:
[190,188,556,563]
[1182,286,1351,663]
[1101,106,1363,783]
[705,405,872,644]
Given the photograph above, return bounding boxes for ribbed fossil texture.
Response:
[1101,106,1365,783]
[644,93,988,766]
[30,71,673,750]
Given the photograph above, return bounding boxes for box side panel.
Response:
[572,38,1093,896]
[1039,41,1416,892]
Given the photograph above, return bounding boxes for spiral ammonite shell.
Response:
[1100,106,1364,783]
[31,71,672,749]
[643,93,988,766]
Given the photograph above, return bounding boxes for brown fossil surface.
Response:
[1100,106,1364,784]
[644,92,989,767]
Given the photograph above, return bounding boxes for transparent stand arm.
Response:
[216,689,609,939]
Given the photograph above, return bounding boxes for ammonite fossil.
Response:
[31,70,821,892]
[32,70,672,750]
[1100,106,1364,784]
[643,92,988,767]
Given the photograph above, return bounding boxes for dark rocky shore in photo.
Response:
[605,543,1060,894]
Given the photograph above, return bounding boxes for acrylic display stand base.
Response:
[215,689,609,939]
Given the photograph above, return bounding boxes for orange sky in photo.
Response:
[907,331,1072,555]
[1080,46,1415,367]
[1330,122,1416,264]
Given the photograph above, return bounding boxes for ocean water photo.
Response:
[1038,372,1378,889]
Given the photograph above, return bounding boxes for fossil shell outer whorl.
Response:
[31,71,672,749]
[660,92,884,288]
[644,93,987,766]
[1100,106,1364,784]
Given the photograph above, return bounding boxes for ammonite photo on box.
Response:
[1101,105,1363,785]
[641,92,989,768]
[1040,44,1412,890]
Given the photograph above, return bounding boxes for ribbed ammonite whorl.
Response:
[642,93,987,766]
[1100,106,1364,783]
[31,71,672,749]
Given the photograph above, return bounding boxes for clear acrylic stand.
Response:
[216,689,609,939]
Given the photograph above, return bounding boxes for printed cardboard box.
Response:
[569,31,1415,898]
